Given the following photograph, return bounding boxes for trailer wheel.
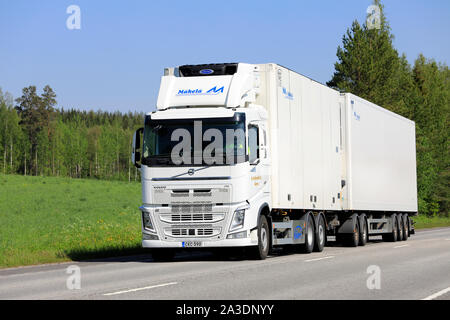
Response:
[382,214,398,242]
[397,215,404,242]
[409,216,413,237]
[151,249,175,262]
[250,215,269,260]
[300,217,315,253]
[404,214,411,238]
[359,217,368,246]
[348,220,360,247]
[314,215,326,252]
[402,214,408,241]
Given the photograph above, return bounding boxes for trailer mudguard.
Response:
[337,214,359,234]
[299,211,315,233]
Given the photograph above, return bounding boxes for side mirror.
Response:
[132,127,144,168]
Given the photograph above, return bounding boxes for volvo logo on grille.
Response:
[188,169,195,176]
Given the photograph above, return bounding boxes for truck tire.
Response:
[337,219,360,247]
[382,214,398,242]
[151,249,175,262]
[250,215,270,260]
[300,217,315,253]
[313,215,326,252]
[397,215,404,242]
[347,220,360,247]
[359,216,368,246]
[402,214,409,241]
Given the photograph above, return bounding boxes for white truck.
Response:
[132,63,418,261]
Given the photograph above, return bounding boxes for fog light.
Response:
[227,230,247,239]
[143,233,159,240]
[142,211,155,231]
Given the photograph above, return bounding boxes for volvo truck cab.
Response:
[132,63,273,260]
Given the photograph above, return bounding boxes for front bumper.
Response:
[142,231,258,248]
[141,199,257,244]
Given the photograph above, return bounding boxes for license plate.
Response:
[182,241,202,248]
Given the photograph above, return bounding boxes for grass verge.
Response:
[0,174,145,268]
[412,214,450,229]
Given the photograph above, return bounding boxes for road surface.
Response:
[1,227,449,300]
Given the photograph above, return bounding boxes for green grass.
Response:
[412,214,450,229]
[0,174,145,268]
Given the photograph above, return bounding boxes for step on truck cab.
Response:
[132,63,418,261]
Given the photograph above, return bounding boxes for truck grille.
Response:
[166,227,220,237]
[171,204,213,213]
[159,213,225,223]
[172,213,213,222]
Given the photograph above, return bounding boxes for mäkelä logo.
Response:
[282,87,294,100]
[176,86,225,96]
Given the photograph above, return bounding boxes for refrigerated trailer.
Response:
[132,63,418,261]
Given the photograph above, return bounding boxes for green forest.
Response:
[0,87,144,181]
[0,0,448,217]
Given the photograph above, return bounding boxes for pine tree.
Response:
[15,86,54,175]
[327,0,402,110]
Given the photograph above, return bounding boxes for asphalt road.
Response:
[1,227,449,300]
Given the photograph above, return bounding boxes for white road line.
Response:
[394,244,409,248]
[103,282,178,296]
[305,256,335,262]
[422,287,450,300]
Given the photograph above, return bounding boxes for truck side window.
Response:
[248,124,259,164]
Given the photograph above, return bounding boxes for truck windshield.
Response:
[142,113,246,166]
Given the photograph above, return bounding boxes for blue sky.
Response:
[1,0,449,113]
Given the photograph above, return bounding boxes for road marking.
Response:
[422,287,450,300]
[103,282,178,296]
[305,256,335,262]
[394,244,409,248]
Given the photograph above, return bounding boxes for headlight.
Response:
[142,211,155,231]
[229,206,248,232]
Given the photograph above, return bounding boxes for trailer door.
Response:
[330,100,343,210]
